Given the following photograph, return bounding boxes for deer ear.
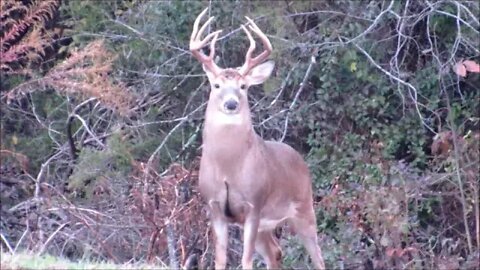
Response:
[245,60,275,85]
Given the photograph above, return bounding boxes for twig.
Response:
[0,233,14,254]
[35,151,63,200]
[339,1,395,46]
[174,124,202,162]
[37,222,69,255]
[444,92,473,254]
[353,43,436,134]
[32,151,63,248]
[280,55,315,142]
[146,103,206,171]
[284,9,374,22]
[268,61,299,109]
[69,113,105,148]
[67,98,97,160]
[112,19,145,36]
[13,227,29,253]
[166,223,179,269]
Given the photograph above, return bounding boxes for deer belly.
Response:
[258,217,287,231]
[258,203,298,231]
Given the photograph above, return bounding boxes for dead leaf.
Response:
[453,62,467,77]
[463,60,480,73]
[386,247,398,257]
[431,131,452,156]
[399,247,418,257]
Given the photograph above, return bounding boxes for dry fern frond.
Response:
[0,0,28,25]
[1,0,59,50]
[1,27,50,66]
[1,0,131,115]
[41,40,134,115]
[3,37,133,115]
[1,0,60,74]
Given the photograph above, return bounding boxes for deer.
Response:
[189,8,326,270]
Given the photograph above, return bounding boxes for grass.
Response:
[0,252,166,270]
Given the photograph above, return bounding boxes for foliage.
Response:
[67,133,133,199]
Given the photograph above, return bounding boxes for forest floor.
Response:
[0,252,165,270]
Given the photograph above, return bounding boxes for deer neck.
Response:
[202,106,257,166]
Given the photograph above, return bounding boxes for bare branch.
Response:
[280,55,315,142]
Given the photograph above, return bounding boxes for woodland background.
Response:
[0,0,479,269]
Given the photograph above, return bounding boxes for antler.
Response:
[238,17,272,76]
[190,8,223,75]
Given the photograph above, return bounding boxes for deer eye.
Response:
[214,84,220,89]
[240,84,246,90]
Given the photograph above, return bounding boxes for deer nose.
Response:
[224,99,239,111]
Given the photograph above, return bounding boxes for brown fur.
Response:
[199,81,325,269]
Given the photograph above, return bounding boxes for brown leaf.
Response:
[463,60,480,73]
[386,247,399,257]
[453,62,467,77]
[399,247,418,257]
[431,131,452,156]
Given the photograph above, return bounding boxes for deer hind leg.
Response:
[255,230,282,269]
[289,211,325,270]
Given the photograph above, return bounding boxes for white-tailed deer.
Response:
[190,8,325,269]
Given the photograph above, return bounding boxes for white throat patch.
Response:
[212,112,243,126]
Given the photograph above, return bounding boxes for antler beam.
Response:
[238,16,272,76]
[190,8,223,75]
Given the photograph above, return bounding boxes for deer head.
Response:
[190,8,275,124]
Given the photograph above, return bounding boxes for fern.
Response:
[1,0,133,115]
[42,40,134,114]
[4,40,133,115]
[0,0,60,73]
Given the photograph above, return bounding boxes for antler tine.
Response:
[190,8,208,44]
[241,24,256,65]
[246,16,272,60]
[190,8,222,75]
[239,16,272,76]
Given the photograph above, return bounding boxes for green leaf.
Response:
[350,61,357,72]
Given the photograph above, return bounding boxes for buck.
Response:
[190,8,325,269]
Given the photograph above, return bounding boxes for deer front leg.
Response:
[209,201,229,269]
[213,218,228,269]
[242,213,260,269]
